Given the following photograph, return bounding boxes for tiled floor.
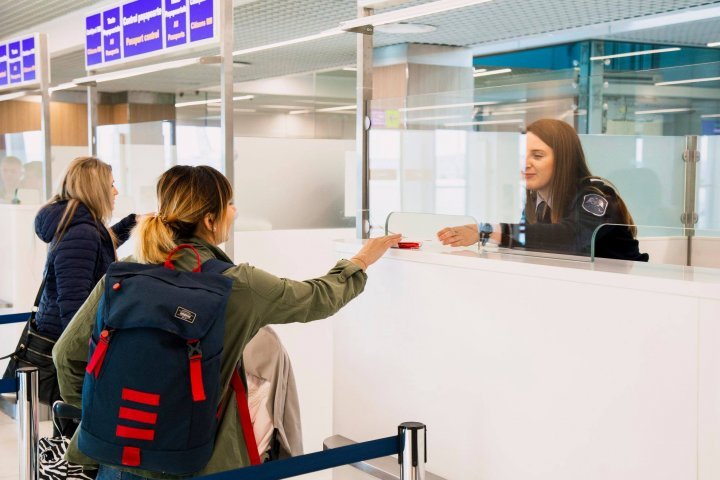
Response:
[0,409,53,480]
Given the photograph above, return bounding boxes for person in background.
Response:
[438,119,648,261]
[0,155,24,203]
[35,156,138,342]
[18,161,44,197]
[54,165,400,479]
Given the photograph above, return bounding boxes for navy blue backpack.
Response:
[77,245,250,475]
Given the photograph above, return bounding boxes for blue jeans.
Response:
[96,465,149,480]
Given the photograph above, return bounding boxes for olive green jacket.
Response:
[53,237,367,478]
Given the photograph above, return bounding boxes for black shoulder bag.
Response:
[1,276,61,406]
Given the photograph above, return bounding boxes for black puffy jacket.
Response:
[34,201,135,339]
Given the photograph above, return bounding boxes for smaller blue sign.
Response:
[86,13,103,66]
[21,37,35,53]
[103,8,122,63]
[104,7,121,31]
[104,31,122,62]
[22,55,36,82]
[189,0,214,42]
[0,45,6,58]
[9,61,22,84]
[0,62,7,86]
[165,0,188,48]
[8,41,21,60]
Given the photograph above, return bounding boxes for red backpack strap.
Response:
[164,244,202,272]
[230,370,262,465]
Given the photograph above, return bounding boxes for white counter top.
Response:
[335,239,720,301]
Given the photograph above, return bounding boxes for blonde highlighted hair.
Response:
[135,165,233,264]
[50,156,115,246]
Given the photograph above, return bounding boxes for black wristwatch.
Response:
[478,223,493,246]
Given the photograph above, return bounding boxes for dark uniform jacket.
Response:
[500,178,649,261]
[34,201,136,339]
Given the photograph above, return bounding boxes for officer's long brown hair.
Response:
[135,165,233,264]
[525,119,636,233]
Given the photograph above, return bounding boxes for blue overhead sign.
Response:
[85,0,218,70]
[0,34,40,91]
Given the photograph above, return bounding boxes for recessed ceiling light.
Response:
[635,107,691,115]
[444,119,524,127]
[374,22,437,34]
[474,68,512,77]
[655,76,720,86]
[590,47,680,61]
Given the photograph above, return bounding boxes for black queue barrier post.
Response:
[17,367,39,480]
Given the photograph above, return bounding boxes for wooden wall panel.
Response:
[128,103,175,124]
[408,64,473,97]
[49,102,88,146]
[98,104,129,125]
[0,100,41,133]
[373,64,407,100]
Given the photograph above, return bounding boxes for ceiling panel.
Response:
[607,16,720,46]
[17,0,720,94]
[0,0,95,39]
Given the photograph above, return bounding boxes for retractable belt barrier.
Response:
[200,421,430,480]
[0,378,16,394]
[201,435,399,480]
[0,312,28,393]
[0,312,30,325]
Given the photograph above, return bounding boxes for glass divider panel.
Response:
[580,134,686,229]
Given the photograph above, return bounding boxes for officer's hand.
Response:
[437,225,478,247]
[351,234,402,270]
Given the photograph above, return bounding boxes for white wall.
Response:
[234,228,354,480]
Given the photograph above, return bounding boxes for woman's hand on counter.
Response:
[437,224,479,247]
[351,234,402,270]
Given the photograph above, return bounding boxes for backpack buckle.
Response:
[186,340,202,359]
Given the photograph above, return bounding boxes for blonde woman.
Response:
[54,165,399,479]
[34,156,137,341]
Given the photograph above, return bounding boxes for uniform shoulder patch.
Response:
[582,194,608,217]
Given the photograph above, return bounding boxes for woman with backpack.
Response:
[54,165,400,479]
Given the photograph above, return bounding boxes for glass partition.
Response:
[580,134,686,229]
[698,135,720,231]
[384,211,477,248]
[0,130,43,205]
[368,66,719,266]
[231,68,356,232]
[0,128,48,315]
